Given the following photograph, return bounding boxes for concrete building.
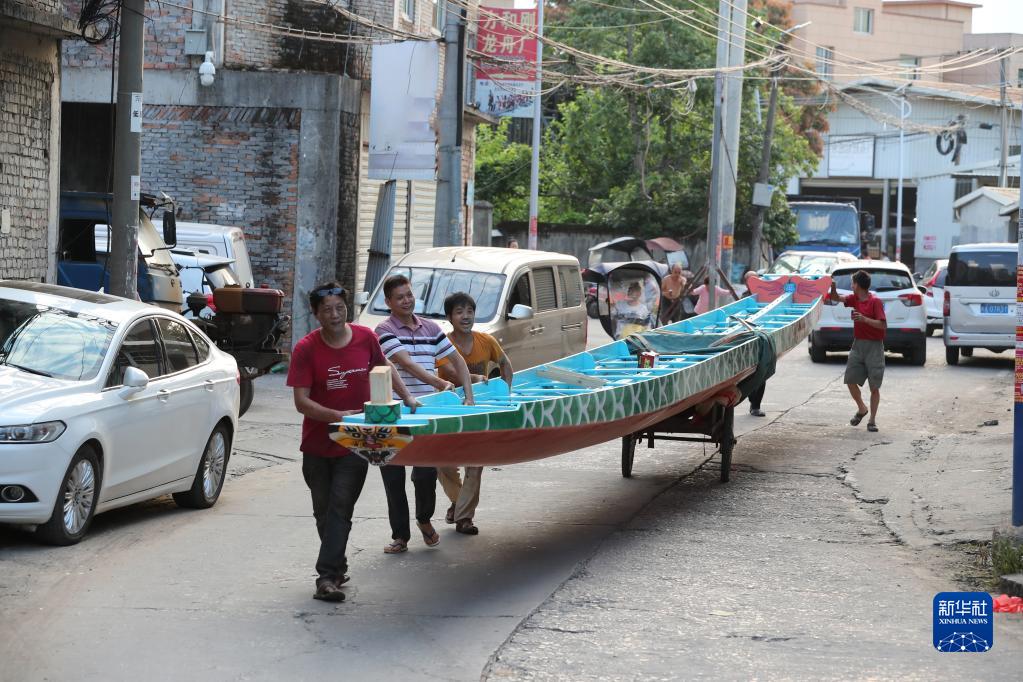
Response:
[790,0,976,83]
[951,185,1017,244]
[0,0,82,282]
[59,0,484,343]
[794,78,1020,272]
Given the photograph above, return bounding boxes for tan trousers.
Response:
[437,466,483,522]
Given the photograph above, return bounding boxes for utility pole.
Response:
[717,0,748,282]
[707,72,725,311]
[109,0,144,298]
[750,76,778,272]
[527,0,545,250]
[896,93,908,263]
[434,7,465,247]
[1000,54,1009,187]
[1013,83,1023,527]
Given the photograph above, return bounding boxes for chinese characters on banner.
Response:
[475,7,538,118]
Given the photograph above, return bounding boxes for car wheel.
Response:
[961,347,974,358]
[809,336,827,363]
[173,423,231,509]
[907,342,927,366]
[926,325,936,337]
[586,299,599,319]
[35,445,100,546]
[945,345,960,366]
[239,378,254,417]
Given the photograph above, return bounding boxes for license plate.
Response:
[981,303,1008,314]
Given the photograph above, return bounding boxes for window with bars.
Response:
[853,8,874,34]
[816,47,834,81]
[532,267,559,312]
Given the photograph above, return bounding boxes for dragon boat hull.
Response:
[359,372,755,467]
[331,276,828,467]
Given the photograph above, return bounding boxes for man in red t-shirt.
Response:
[829,270,887,432]
[287,281,417,602]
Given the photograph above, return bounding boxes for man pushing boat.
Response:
[287,282,419,602]
[375,275,475,554]
[436,292,515,535]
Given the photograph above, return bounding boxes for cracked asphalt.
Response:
[2,324,1021,680]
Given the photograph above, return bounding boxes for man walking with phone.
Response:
[829,270,887,433]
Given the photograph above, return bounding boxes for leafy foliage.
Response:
[473,0,824,248]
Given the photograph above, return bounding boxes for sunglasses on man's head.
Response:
[314,287,346,298]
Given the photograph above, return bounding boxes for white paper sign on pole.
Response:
[368,42,440,181]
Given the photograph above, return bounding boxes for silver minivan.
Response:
[943,243,1016,365]
[355,247,587,371]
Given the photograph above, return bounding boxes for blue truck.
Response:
[787,200,877,258]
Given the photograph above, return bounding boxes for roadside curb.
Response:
[1000,573,1023,598]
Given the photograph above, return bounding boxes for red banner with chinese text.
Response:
[476,7,538,81]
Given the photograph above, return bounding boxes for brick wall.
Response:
[63,2,191,70]
[224,0,287,68]
[141,104,301,329]
[0,47,54,281]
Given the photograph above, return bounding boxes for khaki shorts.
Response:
[845,339,885,389]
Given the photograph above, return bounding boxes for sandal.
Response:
[455,519,479,535]
[850,411,868,426]
[867,422,879,432]
[445,504,455,525]
[383,539,408,554]
[416,521,440,547]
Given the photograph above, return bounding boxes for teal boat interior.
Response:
[341,291,819,429]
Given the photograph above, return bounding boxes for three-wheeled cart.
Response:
[620,402,736,482]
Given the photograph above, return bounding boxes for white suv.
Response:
[808,260,928,366]
[943,243,1016,365]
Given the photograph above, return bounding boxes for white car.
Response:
[917,258,948,336]
[0,281,239,545]
[808,260,927,366]
[943,243,1016,365]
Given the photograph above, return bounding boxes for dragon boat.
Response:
[330,275,830,467]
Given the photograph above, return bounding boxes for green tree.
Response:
[473,0,823,250]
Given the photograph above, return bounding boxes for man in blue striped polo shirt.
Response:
[375,274,474,553]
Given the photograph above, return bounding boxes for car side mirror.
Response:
[354,291,369,307]
[119,366,149,399]
[508,303,534,320]
[162,210,177,247]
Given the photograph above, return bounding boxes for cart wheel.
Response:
[719,407,735,483]
[621,434,636,478]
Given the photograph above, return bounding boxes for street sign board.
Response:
[475,7,538,118]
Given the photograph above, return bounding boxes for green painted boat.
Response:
[331,278,826,466]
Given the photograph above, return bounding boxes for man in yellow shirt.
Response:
[436,292,514,535]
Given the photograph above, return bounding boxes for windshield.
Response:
[947,251,1015,287]
[206,265,241,290]
[0,300,115,380]
[370,267,507,322]
[793,206,859,247]
[833,269,913,293]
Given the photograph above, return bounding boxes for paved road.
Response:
[1,325,1021,680]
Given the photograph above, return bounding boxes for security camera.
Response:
[199,51,216,87]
